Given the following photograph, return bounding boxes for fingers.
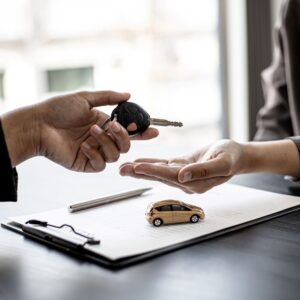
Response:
[119,159,232,194]
[134,162,180,182]
[134,158,169,163]
[130,127,159,140]
[80,120,132,170]
[121,161,190,192]
[183,176,230,194]
[119,163,136,176]
[80,122,130,171]
[107,121,130,153]
[119,163,193,194]
[119,142,236,193]
[89,125,121,162]
[132,157,189,166]
[80,90,130,108]
[178,157,231,183]
[81,143,106,172]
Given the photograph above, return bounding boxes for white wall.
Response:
[225,0,249,142]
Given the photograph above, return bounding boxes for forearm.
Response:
[240,139,300,177]
[1,105,41,167]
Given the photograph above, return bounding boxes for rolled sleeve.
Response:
[0,118,18,202]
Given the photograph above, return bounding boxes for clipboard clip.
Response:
[25,219,100,247]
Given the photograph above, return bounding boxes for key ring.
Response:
[99,114,117,132]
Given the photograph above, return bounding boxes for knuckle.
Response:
[220,159,231,175]
[121,143,131,154]
[114,152,121,161]
[91,127,101,137]
[198,168,208,178]
[224,163,232,176]
[97,129,106,138]
[194,186,207,194]
[78,91,89,98]
[184,189,194,194]
[96,162,106,172]
[108,152,120,163]
[168,159,177,165]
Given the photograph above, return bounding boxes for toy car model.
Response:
[145,199,205,227]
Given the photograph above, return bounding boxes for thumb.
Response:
[178,158,231,183]
[81,90,130,108]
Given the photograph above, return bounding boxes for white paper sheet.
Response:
[6,183,300,260]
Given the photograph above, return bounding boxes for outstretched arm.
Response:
[120,139,300,194]
[1,90,159,171]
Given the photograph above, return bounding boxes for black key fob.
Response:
[111,102,150,135]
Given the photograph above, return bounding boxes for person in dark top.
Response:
[119,0,300,194]
[254,0,300,141]
[0,90,158,202]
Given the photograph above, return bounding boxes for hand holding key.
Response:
[102,102,183,136]
[82,100,181,171]
[2,90,158,172]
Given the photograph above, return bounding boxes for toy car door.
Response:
[172,204,187,223]
[155,205,173,224]
[171,204,191,223]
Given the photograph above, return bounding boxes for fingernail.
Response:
[134,165,145,174]
[82,142,91,150]
[127,122,137,132]
[180,172,192,183]
[120,170,128,176]
[92,125,102,134]
[135,170,144,174]
[111,121,121,133]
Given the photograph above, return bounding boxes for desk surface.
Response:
[1,168,300,300]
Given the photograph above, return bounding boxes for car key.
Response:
[107,102,183,135]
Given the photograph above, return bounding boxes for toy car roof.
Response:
[150,199,191,207]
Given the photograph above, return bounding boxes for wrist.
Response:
[239,141,274,173]
[239,142,258,174]
[238,140,300,177]
[1,104,42,167]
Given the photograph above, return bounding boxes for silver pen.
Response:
[68,187,152,213]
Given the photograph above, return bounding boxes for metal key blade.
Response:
[150,118,183,127]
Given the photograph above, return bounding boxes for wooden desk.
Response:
[1,165,300,300]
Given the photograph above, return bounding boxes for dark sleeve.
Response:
[0,118,18,202]
[254,0,294,141]
[288,136,300,154]
[284,136,300,183]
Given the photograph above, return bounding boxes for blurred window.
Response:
[46,67,94,92]
[0,0,222,147]
[41,0,222,146]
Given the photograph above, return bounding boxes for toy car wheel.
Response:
[153,218,163,227]
[190,214,199,223]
